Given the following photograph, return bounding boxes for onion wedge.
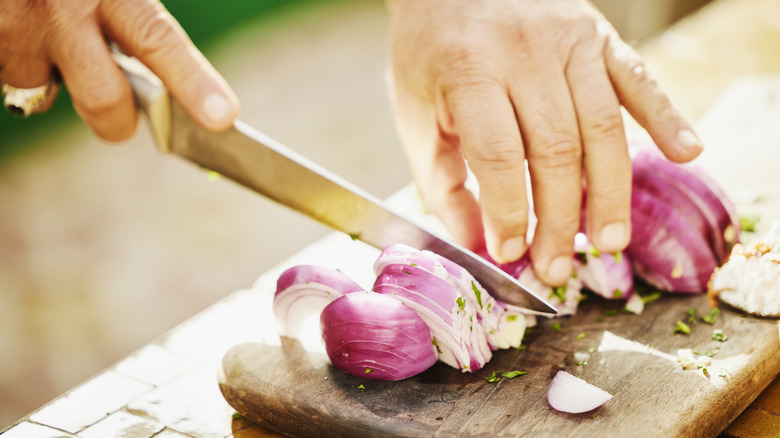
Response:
[547,370,613,414]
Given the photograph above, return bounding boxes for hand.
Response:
[387,0,703,286]
[0,0,239,141]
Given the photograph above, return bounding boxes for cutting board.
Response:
[218,76,780,437]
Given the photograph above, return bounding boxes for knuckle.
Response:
[470,135,524,171]
[528,132,582,171]
[130,9,182,60]
[585,107,624,138]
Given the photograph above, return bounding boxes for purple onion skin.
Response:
[275,265,364,297]
[320,292,438,381]
[632,148,739,263]
[627,188,717,293]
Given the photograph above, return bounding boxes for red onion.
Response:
[573,233,634,300]
[273,265,364,338]
[627,182,718,293]
[547,370,613,413]
[494,252,584,316]
[320,292,438,380]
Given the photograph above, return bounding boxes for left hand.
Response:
[387,0,703,287]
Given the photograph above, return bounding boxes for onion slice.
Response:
[321,292,438,380]
[273,265,364,338]
[547,370,613,413]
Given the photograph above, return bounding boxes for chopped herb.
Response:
[740,216,759,233]
[365,368,373,374]
[596,317,606,323]
[456,297,466,311]
[484,371,502,383]
[348,233,361,241]
[403,270,411,274]
[603,309,618,317]
[409,263,417,267]
[686,308,698,324]
[694,348,719,357]
[701,308,720,325]
[516,344,527,350]
[613,289,623,299]
[590,415,597,420]
[613,252,623,264]
[432,338,442,354]
[358,384,365,390]
[576,332,587,340]
[674,320,691,335]
[232,412,246,420]
[553,322,562,332]
[576,252,588,264]
[550,285,567,302]
[471,281,483,309]
[588,246,601,258]
[207,170,221,182]
[576,360,589,366]
[502,370,529,378]
[588,347,597,353]
[507,314,518,322]
[712,329,728,342]
[641,291,664,305]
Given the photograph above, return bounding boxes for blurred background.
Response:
[0,0,710,428]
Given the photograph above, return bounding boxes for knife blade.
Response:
[115,53,556,314]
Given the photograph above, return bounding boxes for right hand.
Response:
[0,0,239,142]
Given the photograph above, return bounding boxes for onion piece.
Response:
[320,292,438,381]
[495,253,583,316]
[632,148,740,263]
[573,233,634,300]
[627,188,717,293]
[273,265,364,338]
[547,370,613,413]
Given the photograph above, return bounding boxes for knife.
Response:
[115,53,556,315]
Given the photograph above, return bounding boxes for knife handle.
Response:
[113,51,172,153]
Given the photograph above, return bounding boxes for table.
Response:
[2,0,779,436]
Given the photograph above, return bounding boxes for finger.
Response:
[446,80,529,263]
[101,0,239,132]
[0,2,51,88]
[566,41,631,254]
[512,71,581,286]
[390,79,485,251]
[46,12,137,142]
[606,33,703,163]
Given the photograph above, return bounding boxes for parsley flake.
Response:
[507,314,518,322]
[358,384,365,390]
[550,285,567,302]
[701,308,720,325]
[674,320,691,335]
[348,233,361,241]
[502,370,529,378]
[471,281,483,309]
[484,371,502,383]
[553,322,562,332]
[232,412,246,420]
[576,360,589,366]
[576,252,588,264]
[712,329,728,342]
[576,332,587,340]
[365,368,372,374]
[456,297,466,311]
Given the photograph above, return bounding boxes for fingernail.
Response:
[202,92,233,126]
[499,237,526,263]
[678,129,703,156]
[598,222,628,252]
[546,255,572,285]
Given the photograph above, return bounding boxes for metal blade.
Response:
[165,102,555,314]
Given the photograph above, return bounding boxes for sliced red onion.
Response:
[627,188,717,293]
[573,233,634,300]
[632,147,740,263]
[547,370,613,413]
[320,292,438,381]
[273,265,364,338]
[373,244,526,371]
[495,253,584,316]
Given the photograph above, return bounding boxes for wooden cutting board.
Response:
[218,76,780,437]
